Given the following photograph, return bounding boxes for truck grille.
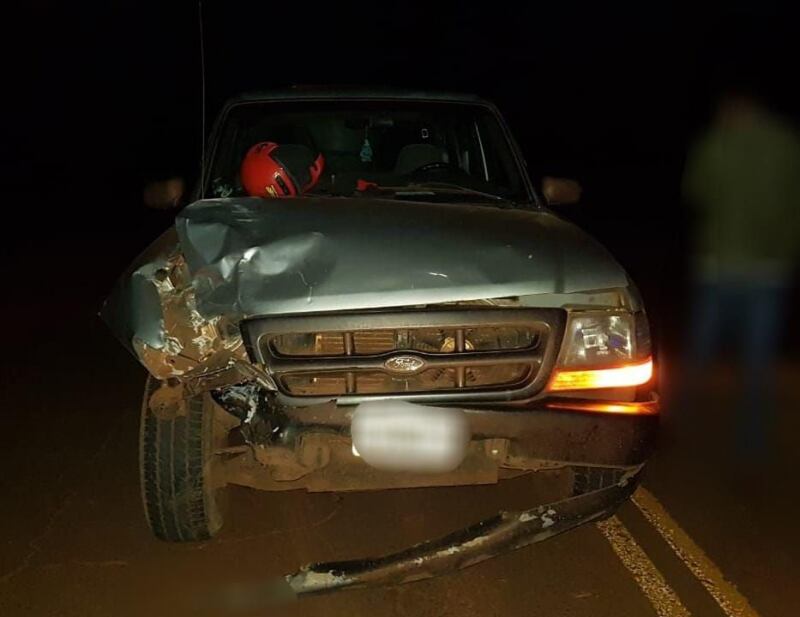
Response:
[272,326,539,357]
[241,309,564,404]
[281,364,533,396]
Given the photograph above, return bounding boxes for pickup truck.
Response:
[104,87,657,594]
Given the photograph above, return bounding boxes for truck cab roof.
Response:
[229,86,491,106]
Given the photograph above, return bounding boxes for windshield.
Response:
[207,100,530,204]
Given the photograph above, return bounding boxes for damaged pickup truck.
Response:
[103,88,657,594]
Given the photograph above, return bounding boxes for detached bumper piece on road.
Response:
[283,477,640,596]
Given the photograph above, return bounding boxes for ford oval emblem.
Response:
[384,355,426,373]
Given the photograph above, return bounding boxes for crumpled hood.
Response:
[177,196,628,317]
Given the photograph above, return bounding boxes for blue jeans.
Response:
[685,278,788,454]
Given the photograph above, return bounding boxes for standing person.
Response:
[681,88,800,458]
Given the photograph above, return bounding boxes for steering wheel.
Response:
[411,161,457,175]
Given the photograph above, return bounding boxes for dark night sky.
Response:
[7,1,799,341]
[13,3,797,184]
[14,1,797,189]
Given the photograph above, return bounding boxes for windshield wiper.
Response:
[405,182,506,202]
[350,181,514,205]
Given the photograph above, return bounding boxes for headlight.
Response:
[561,312,649,367]
[549,311,652,391]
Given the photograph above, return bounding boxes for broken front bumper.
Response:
[232,394,658,596]
[222,395,657,492]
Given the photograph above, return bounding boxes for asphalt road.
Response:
[2,274,798,617]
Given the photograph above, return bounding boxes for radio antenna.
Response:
[198,0,207,191]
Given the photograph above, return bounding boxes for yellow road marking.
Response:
[598,516,691,617]
[632,488,761,617]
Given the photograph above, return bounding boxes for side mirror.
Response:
[143,177,185,210]
[542,177,582,205]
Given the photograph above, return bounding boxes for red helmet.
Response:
[240,142,325,198]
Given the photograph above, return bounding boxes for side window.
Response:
[450,120,488,180]
[209,114,243,197]
[479,115,517,192]
[470,122,489,180]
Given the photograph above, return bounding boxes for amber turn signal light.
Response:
[545,400,658,415]
[548,358,653,392]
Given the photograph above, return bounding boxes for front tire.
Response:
[139,376,226,541]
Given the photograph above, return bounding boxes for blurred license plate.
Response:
[351,400,469,473]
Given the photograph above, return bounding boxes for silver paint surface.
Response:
[178,196,627,314]
[104,196,630,354]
